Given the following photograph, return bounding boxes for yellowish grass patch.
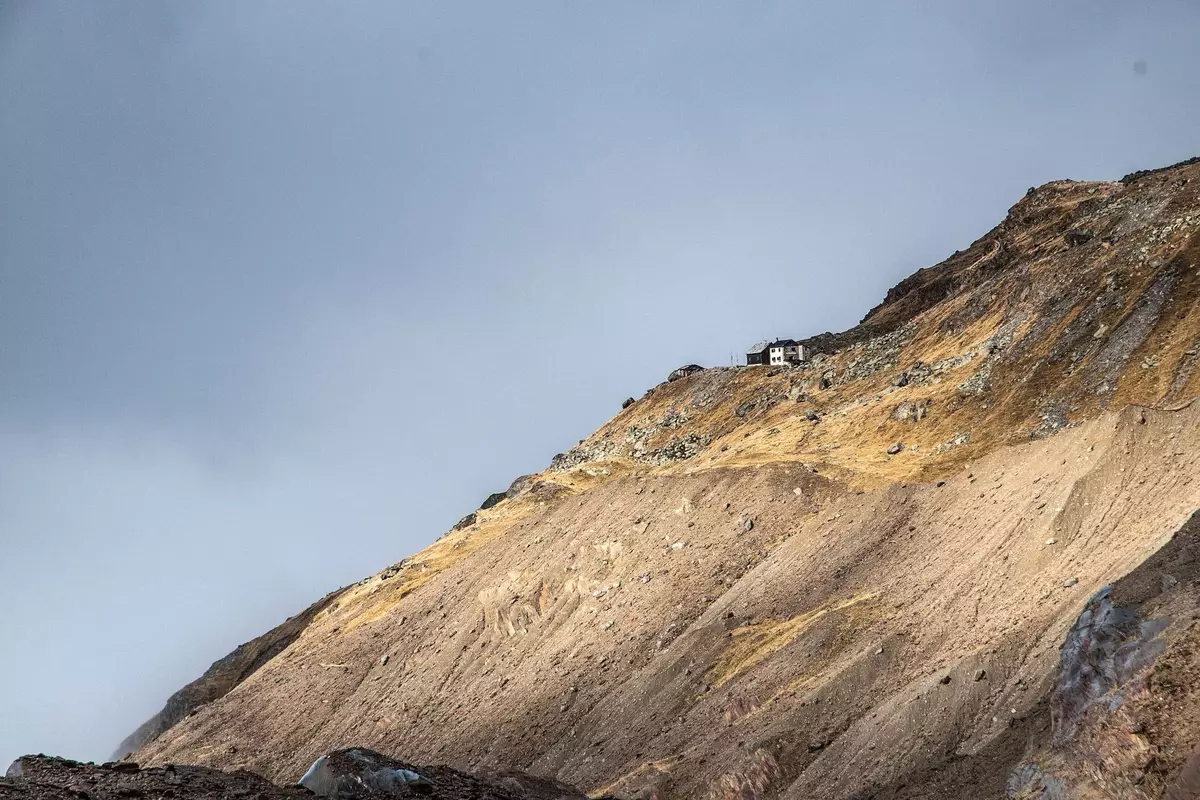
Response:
[711,591,879,687]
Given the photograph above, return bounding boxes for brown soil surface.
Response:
[119,158,1200,799]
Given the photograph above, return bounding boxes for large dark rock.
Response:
[504,475,534,499]
[298,749,597,800]
[451,512,477,531]
[667,364,704,382]
[479,493,507,511]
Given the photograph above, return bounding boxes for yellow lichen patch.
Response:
[537,460,637,494]
[333,514,523,634]
[591,756,683,799]
[711,591,880,688]
[719,590,884,721]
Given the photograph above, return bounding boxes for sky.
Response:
[2,0,1199,769]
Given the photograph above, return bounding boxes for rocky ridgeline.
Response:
[109,157,1200,800]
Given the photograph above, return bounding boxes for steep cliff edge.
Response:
[125,159,1200,799]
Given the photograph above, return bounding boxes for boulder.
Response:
[299,751,430,798]
[504,474,534,499]
[667,364,705,382]
[480,492,507,511]
[297,749,600,799]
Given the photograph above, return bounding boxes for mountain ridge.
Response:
[119,157,1200,799]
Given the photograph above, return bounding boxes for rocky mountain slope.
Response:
[119,159,1200,798]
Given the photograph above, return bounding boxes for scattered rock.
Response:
[958,368,992,397]
[893,400,930,422]
[887,442,904,455]
[939,674,952,685]
[1032,401,1071,439]
[480,492,507,511]
[379,654,389,667]
[668,364,705,382]
[670,541,687,550]
[1063,577,1079,588]
[740,516,754,532]
[651,433,711,463]
[933,432,970,454]
[974,669,987,682]
[621,397,635,410]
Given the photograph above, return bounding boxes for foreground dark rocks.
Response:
[3,757,309,800]
[2,752,598,800]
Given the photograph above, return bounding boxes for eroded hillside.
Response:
[126,159,1200,799]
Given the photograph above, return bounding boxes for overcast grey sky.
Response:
[2,0,1197,768]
